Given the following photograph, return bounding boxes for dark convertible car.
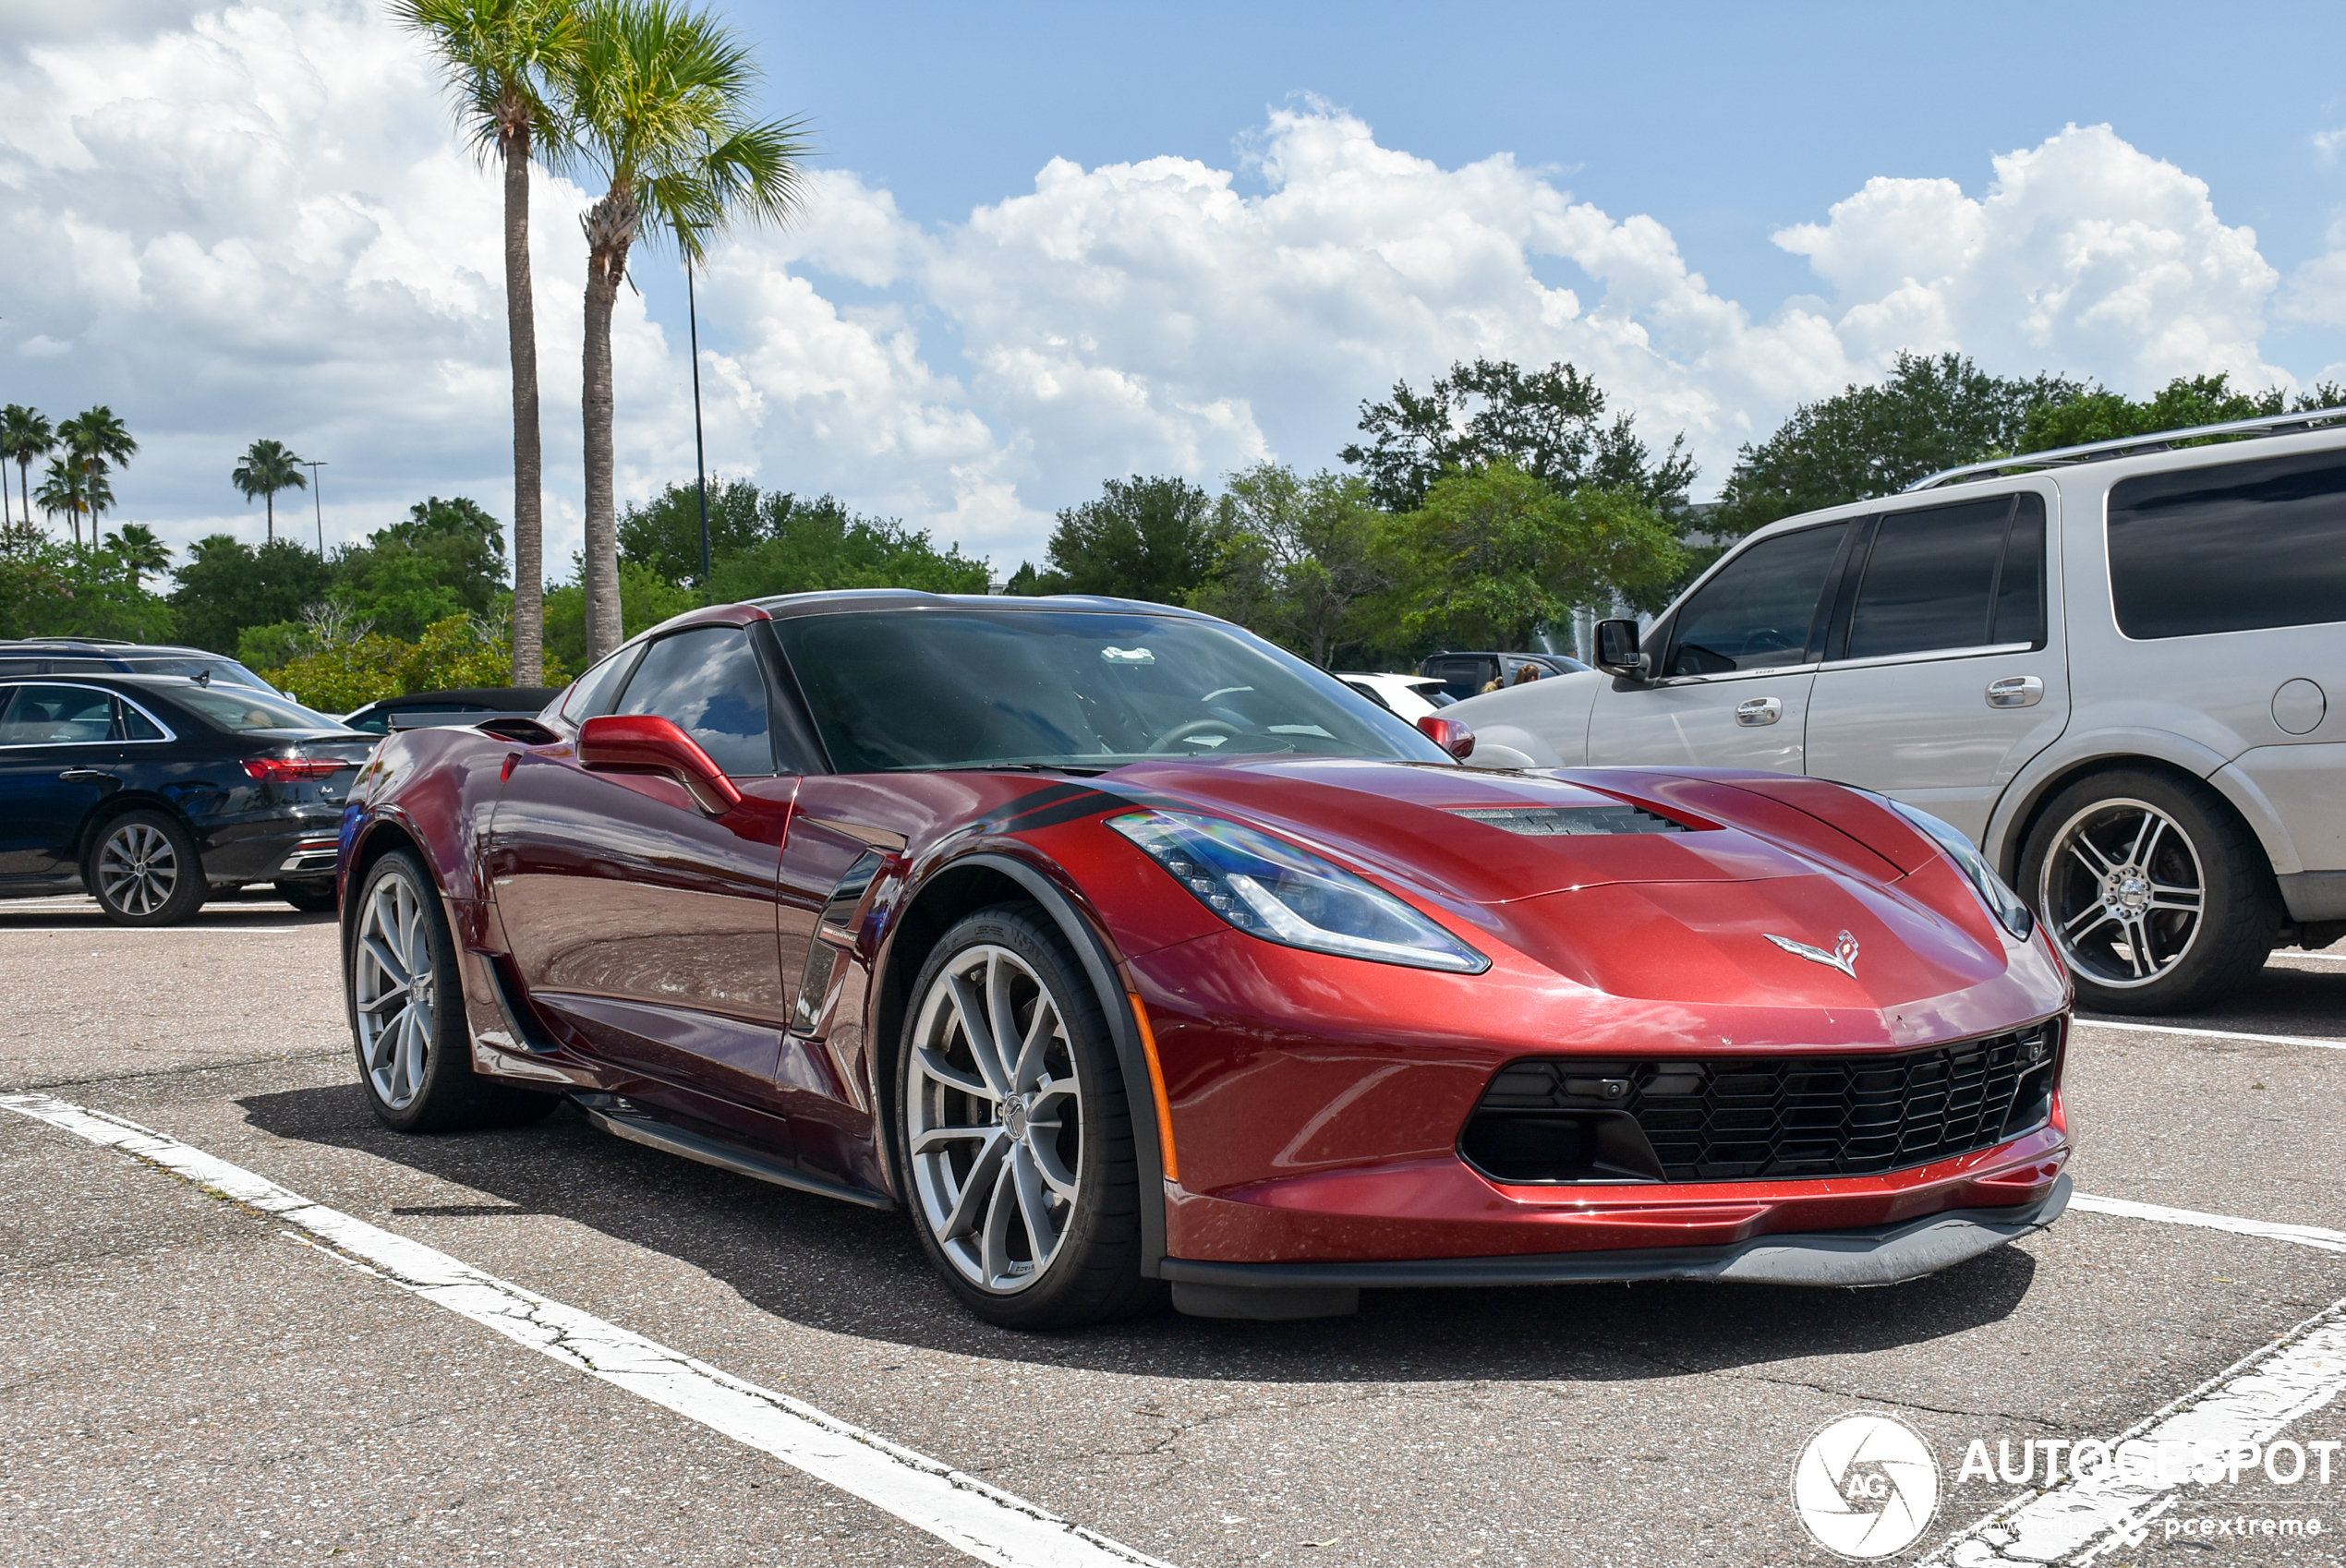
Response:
[340,592,2073,1328]
[0,675,373,921]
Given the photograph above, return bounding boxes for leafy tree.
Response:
[0,535,176,641]
[1711,352,2086,537]
[1191,464,1389,666]
[2017,374,2346,452]
[329,495,510,639]
[2,405,55,534]
[168,535,333,654]
[109,523,171,593]
[705,502,989,601]
[58,406,136,544]
[999,561,1046,597]
[231,439,308,544]
[620,474,768,584]
[1385,462,1686,653]
[565,0,809,664]
[393,0,585,687]
[1343,357,1695,514]
[33,459,107,549]
[542,557,701,671]
[1036,474,1219,605]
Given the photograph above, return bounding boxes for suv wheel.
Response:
[89,811,208,926]
[2020,768,2278,1014]
[896,906,1160,1329]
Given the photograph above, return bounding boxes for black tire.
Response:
[277,878,340,914]
[345,850,557,1131]
[895,905,1161,1329]
[2019,767,2278,1015]
[87,809,208,926]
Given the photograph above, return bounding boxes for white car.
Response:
[1450,407,2346,1015]
[1336,671,1455,721]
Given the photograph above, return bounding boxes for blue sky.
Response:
[8,1,2346,573]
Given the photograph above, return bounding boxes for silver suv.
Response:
[1455,410,2346,1014]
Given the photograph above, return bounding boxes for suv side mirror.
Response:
[1415,714,1476,760]
[578,714,742,815]
[1593,619,1650,680]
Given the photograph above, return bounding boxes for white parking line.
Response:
[2069,1193,2346,1254]
[2071,1018,2346,1051]
[0,1092,1174,1568]
[1921,1293,2346,1565]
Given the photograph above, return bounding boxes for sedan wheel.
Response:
[89,811,206,926]
[898,906,1159,1327]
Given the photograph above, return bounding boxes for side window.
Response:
[116,698,166,742]
[1665,522,1850,677]
[0,684,115,744]
[1992,496,2047,647]
[2109,450,2346,638]
[613,626,778,777]
[556,645,641,727]
[1845,495,2042,660]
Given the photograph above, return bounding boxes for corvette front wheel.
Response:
[897,906,1158,1329]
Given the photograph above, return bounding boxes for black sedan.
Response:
[340,685,562,735]
[0,675,374,923]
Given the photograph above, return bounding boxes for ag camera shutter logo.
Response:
[1792,1412,1941,1559]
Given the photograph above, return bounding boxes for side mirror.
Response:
[1593,618,1651,680]
[1416,714,1476,761]
[578,714,742,815]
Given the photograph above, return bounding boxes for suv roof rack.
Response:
[1904,404,2346,492]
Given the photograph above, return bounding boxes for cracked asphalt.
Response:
[3,888,2343,1566]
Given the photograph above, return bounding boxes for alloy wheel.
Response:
[353,867,438,1110]
[97,821,179,918]
[2038,796,2205,990]
[905,943,1085,1294]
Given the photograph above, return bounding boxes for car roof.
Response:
[0,639,223,657]
[742,588,1215,621]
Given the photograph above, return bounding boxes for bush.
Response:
[263,613,570,713]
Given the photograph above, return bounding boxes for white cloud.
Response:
[0,6,2329,582]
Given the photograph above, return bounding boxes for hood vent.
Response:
[1452,804,1692,837]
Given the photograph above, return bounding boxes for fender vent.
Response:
[1451,804,1692,836]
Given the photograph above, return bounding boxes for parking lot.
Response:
[3,891,2342,1566]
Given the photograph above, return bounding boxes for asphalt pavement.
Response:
[4,887,2342,1566]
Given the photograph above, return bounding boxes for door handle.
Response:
[1735,697,1783,727]
[58,768,116,784]
[1987,675,2044,709]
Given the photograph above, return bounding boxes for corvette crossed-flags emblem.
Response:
[1766,928,1862,979]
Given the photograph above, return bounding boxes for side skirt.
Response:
[573,1093,897,1212]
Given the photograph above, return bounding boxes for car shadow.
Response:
[237,1081,2040,1386]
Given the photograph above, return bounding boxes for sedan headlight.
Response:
[1884,798,2037,941]
[1106,809,1489,973]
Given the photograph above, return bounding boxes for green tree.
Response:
[393,0,584,688]
[231,439,308,544]
[109,523,171,593]
[1036,474,1219,605]
[168,534,333,654]
[620,473,768,583]
[57,406,137,546]
[329,495,510,639]
[706,501,989,600]
[0,533,177,641]
[565,0,809,664]
[1712,352,2086,537]
[542,557,701,670]
[2016,374,2345,453]
[1343,357,1696,515]
[34,459,111,550]
[2,405,55,535]
[1385,462,1686,653]
[1191,464,1389,666]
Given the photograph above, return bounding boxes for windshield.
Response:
[170,685,352,733]
[774,609,1450,772]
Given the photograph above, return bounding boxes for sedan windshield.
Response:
[774,609,1450,771]
[170,685,352,733]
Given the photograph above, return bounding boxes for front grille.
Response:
[1451,804,1692,836]
[1463,1023,2060,1184]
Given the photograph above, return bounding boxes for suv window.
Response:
[2109,450,2346,638]
[1666,522,1850,676]
[1845,494,2047,659]
[612,626,777,777]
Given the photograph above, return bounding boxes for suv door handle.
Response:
[1735,697,1783,727]
[1987,675,2044,709]
[58,768,115,784]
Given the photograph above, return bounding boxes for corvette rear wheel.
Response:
[898,906,1157,1329]
[347,850,554,1132]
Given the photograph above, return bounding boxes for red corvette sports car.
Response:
[338,592,2073,1327]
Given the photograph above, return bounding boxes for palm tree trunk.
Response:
[580,192,635,666]
[503,116,545,687]
[266,491,275,545]
[16,462,28,534]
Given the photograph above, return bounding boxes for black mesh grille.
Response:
[1470,1023,2060,1182]
[1451,805,1691,836]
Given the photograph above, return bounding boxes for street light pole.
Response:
[299,460,328,555]
[686,251,710,589]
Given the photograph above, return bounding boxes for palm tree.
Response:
[392,0,582,686]
[564,0,808,662]
[2,405,55,536]
[59,406,138,548]
[34,458,109,549]
[111,523,173,593]
[231,439,308,543]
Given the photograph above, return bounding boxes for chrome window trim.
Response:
[0,681,181,748]
[1651,660,1822,689]
[1816,641,2038,674]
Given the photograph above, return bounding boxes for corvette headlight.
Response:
[1106,809,1490,973]
[1885,798,2036,942]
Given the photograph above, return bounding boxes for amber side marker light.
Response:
[1127,992,1179,1183]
